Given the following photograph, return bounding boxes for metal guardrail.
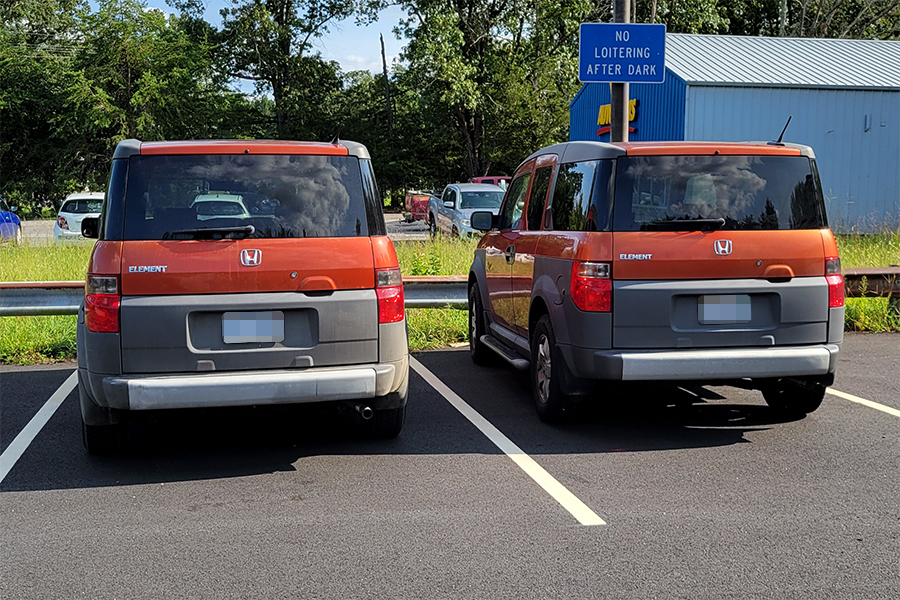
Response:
[0,269,897,317]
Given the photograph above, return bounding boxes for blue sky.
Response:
[142,0,409,75]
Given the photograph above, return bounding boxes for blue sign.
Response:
[579,23,666,84]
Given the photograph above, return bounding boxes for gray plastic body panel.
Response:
[612,277,829,349]
[532,256,613,350]
[828,306,845,343]
[524,141,626,164]
[560,343,840,381]
[119,290,378,374]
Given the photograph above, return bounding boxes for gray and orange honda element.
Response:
[78,139,408,452]
[468,141,843,422]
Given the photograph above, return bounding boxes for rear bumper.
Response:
[560,343,840,381]
[84,358,408,411]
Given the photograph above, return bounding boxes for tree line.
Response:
[2,0,897,215]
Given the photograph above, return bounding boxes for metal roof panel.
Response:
[666,34,900,89]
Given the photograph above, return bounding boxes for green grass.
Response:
[835,232,900,269]
[1,234,897,363]
[395,237,478,276]
[0,243,93,363]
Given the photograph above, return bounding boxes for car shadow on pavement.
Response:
[1,350,805,493]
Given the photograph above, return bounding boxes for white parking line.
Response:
[827,388,900,419]
[0,371,77,484]
[410,357,606,526]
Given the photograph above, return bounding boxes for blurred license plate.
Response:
[698,295,751,324]
[223,311,285,343]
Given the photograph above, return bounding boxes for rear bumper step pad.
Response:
[561,344,840,381]
[103,365,397,410]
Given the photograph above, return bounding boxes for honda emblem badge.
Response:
[240,249,262,266]
[714,240,733,256]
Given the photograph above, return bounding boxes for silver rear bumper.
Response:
[562,344,840,381]
[98,362,404,410]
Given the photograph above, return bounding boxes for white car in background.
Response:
[189,193,252,221]
[54,192,104,243]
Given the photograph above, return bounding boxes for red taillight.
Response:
[85,275,120,333]
[825,256,844,308]
[571,261,612,312]
[826,274,844,308]
[57,216,68,230]
[376,268,404,324]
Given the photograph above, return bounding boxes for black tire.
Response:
[82,420,123,454]
[364,404,407,439]
[451,226,459,238]
[468,284,493,365]
[429,216,437,238]
[761,378,826,415]
[530,315,579,423]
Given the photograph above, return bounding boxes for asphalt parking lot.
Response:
[1,333,897,599]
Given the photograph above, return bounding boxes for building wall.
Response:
[569,72,687,143]
[685,86,900,232]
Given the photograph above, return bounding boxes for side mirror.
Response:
[471,211,494,232]
[81,217,99,239]
[443,201,454,209]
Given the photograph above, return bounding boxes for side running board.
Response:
[480,335,530,370]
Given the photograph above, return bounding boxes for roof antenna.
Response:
[769,116,792,146]
[329,126,343,145]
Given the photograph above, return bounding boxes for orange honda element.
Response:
[78,139,409,452]
[468,141,843,422]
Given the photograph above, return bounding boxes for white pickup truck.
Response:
[427,183,506,238]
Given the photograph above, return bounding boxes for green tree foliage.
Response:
[219,0,377,138]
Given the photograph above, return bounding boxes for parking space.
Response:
[0,332,897,598]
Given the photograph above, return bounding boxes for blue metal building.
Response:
[569,34,900,232]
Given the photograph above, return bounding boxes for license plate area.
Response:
[223,311,285,343]
[698,295,751,324]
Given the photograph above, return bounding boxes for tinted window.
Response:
[460,190,504,209]
[526,166,553,231]
[613,155,827,231]
[61,199,103,214]
[359,159,386,236]
[550,160,613,232]
[498,173,531,230]
[122,154,369,240]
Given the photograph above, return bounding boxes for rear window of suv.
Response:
[122,154,371,240]
[612,155,827,231]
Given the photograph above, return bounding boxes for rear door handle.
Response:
[505,245,516,265]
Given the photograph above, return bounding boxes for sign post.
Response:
[578,21,666,142]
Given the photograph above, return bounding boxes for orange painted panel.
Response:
[120,238,375,296]
[87,241,123,276]
[614,142,802,157]
[536,232,613,262]
[371,236,400,270]
[612,230,826,280]
[140,140,349,156]
[820,229,840,259]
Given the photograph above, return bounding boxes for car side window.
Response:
[548,160,613,232]
[498,173,531,230]
[526,166,554,231]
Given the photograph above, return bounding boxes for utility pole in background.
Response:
[610,0,630,142]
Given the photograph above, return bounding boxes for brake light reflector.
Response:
[85,275,120,332]
[57,216,68,230]
[825,257,844,308]
[571,261,612,312]
[376,268,404,323]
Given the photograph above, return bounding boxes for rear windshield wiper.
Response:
[162,225,256,240]
[641,218,726,232]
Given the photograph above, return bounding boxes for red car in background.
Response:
[403,191,433,222]
[470,176,510,188]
